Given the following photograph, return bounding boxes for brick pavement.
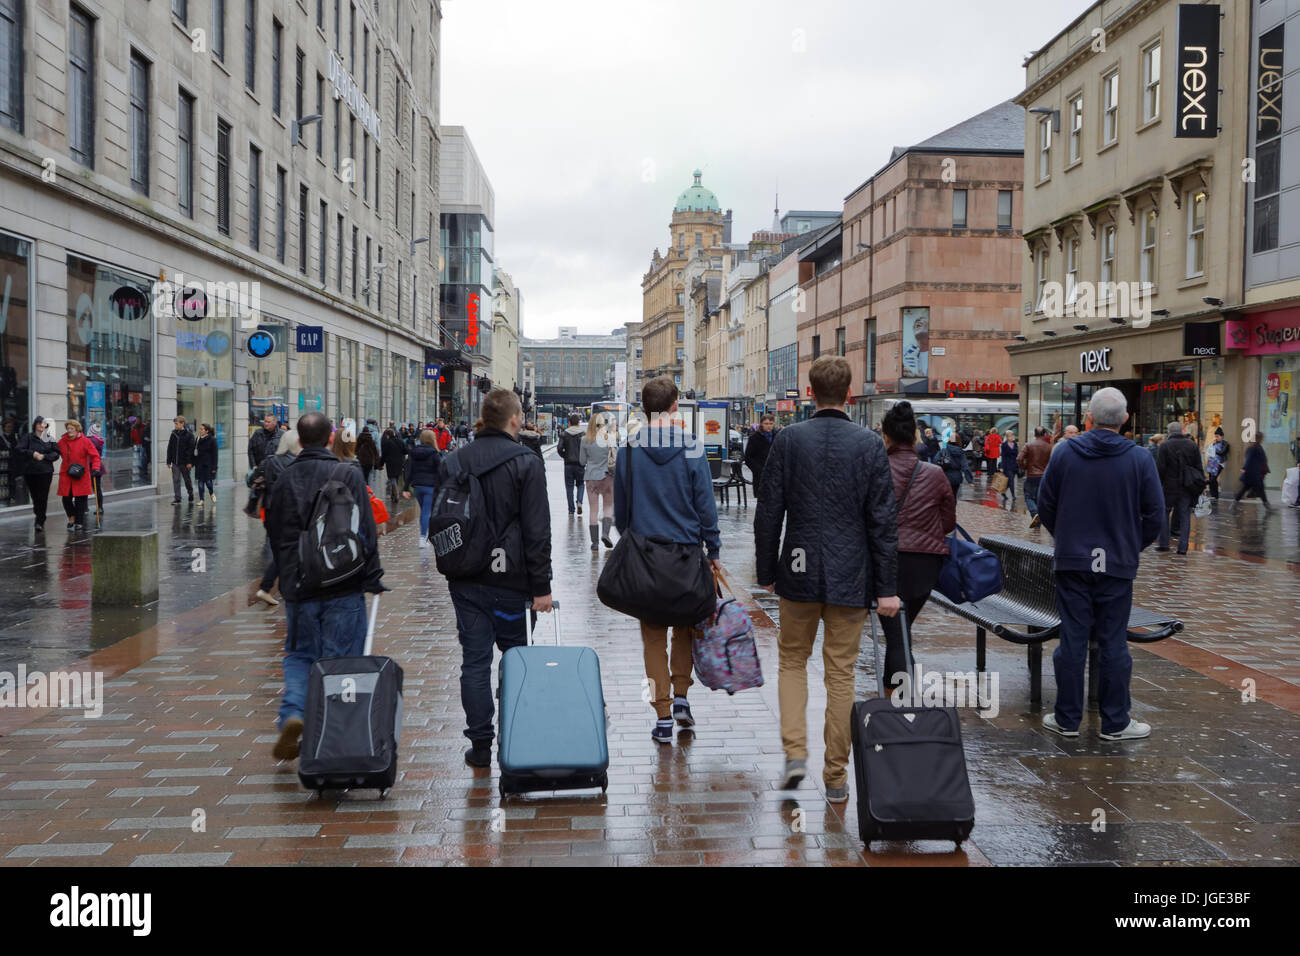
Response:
[0,456,1297,866]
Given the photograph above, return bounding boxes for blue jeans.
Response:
[414,485,435,537]
[278,592,367,728]
[1052,571,1134,735]
[1023,476,1041,516]
[449,581,528,743]
[564,463,585,512]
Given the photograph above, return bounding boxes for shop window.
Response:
[65,255,155,494]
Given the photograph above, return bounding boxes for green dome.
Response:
[674,169,720,213]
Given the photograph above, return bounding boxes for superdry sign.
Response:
[466,293,480,348]
[1175,4,1220,139]
[1226,310,1300,356]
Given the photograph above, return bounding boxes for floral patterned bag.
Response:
[691,569,764,695]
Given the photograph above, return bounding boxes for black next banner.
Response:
[1183,321,1221,357]
[1176,3,1220,139]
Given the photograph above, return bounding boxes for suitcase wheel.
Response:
[600,774,608,794]
[379,789,389,800]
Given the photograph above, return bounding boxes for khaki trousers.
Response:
[640,622,694,719]
[777,598,867,789]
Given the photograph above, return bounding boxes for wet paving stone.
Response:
[0,458,1297,865]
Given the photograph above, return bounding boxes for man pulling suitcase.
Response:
[431,388,554,769]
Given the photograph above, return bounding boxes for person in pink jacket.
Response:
[57,420,101,531]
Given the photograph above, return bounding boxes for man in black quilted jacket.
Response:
[754,356,900,803]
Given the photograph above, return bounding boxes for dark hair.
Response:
[760,413,775,424]
[297,411,330,447]
[642,376,679,414]
[568,414,580,425]
[1034,426,1048,438]
[881,401,918,446]
[201,422,213,436]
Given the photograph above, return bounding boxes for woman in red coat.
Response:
[57,420,101,531]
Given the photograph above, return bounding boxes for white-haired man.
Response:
[1037,388,1164,741]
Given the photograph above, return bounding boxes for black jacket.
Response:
[247,426,279,469]
[439,429,552,598]
[1156,434,1205,500]
[194,434,219,481]
[266,446,385,603]
[403,444,441,488]
[518,429,544,459]
[754,410,898,606]
[256,450,296,524]
[166,428,196,467]
[939,440,966,483]
[743,428,777,498]
[381,435,407,479]
[15,433,59,475]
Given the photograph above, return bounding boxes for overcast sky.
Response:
[442,0,1089,339]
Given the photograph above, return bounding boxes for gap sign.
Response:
[1175,3,1220,139]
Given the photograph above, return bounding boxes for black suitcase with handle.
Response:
[850,607,975,848]
[298,594,403,797]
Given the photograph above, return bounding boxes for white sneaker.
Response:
[418,537,430,549]
[1042,713,1079,737]
[255,589,279,607]
[1099,720,1151,741]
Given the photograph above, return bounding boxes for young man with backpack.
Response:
[265,411,386,761]
[429,388,553,769]
[558,413,587,515]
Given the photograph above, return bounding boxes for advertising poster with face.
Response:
[902,307,930,378]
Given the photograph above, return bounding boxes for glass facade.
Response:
[390,352,405,424]
[1139,359,1224,444]
[1026,372,1079,435]
[299,329,328,415]
[0,232,31,508]
[1261,353,1299,488]
[407,359,419,424]
[336,338,357,421]
[768,343,796,400]
[363,345,381,421]
[248,319,289,424]
[439,211,493,362]
[65,254,154,492]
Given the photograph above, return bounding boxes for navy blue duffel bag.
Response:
[935,524,1003,604]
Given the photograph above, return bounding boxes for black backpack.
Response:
[428,445,531,578]
[298,465,368,591]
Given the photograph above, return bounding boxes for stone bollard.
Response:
[92,531,160,605]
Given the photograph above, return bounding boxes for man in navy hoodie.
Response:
[614,376,721,745]
[1038,387,1164,741]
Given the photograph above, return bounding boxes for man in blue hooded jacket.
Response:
[1037,387,1164,741]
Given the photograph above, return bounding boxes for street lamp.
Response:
[410,237,430,257]
[290,114,322,146]
[1029,106,1061,133]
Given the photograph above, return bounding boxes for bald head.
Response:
[1064,425,1080,438]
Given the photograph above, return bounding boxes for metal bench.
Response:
[929,534,1184,706]
[706,447,748,507]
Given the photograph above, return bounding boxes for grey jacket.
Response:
[579,435,614,482]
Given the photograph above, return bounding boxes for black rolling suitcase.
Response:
[298,594,403,797]
[850,606,975,848]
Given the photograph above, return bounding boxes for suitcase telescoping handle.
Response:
[869,600,914,700]
[362,592,381,657]
[525,599,560,647]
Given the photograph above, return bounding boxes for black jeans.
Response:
[259,534,278,592]
[1235,481,1270,506]
[1158,491,1193,552]
[25,473,52,525]
[876,552,945,685]
[61,495,88,526]
[449,581,529,743]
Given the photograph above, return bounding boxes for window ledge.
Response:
[172,19,191,44]
[1098,139,1120,156]
[1064,158,1083,173]
[1177,275,1209,291]
[211,56,231,78]
[245,87,260,105]
[1035,174,1052,187]
[1136,116,1161,134]
[271,113,286,130]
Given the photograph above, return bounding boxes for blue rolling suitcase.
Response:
[497,600,609,799]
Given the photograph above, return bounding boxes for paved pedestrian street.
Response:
[0,457,1296,868]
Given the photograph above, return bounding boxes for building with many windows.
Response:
[641,169,731,389]
[1009,0,1252,472]
[0,0,441,513]
[521,328,627,409]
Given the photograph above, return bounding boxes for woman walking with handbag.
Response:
[579,413,617,552]
[609,376,721,745]
[877,402,956,689]
[999,431,1019,506]
[57,420,101,532]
